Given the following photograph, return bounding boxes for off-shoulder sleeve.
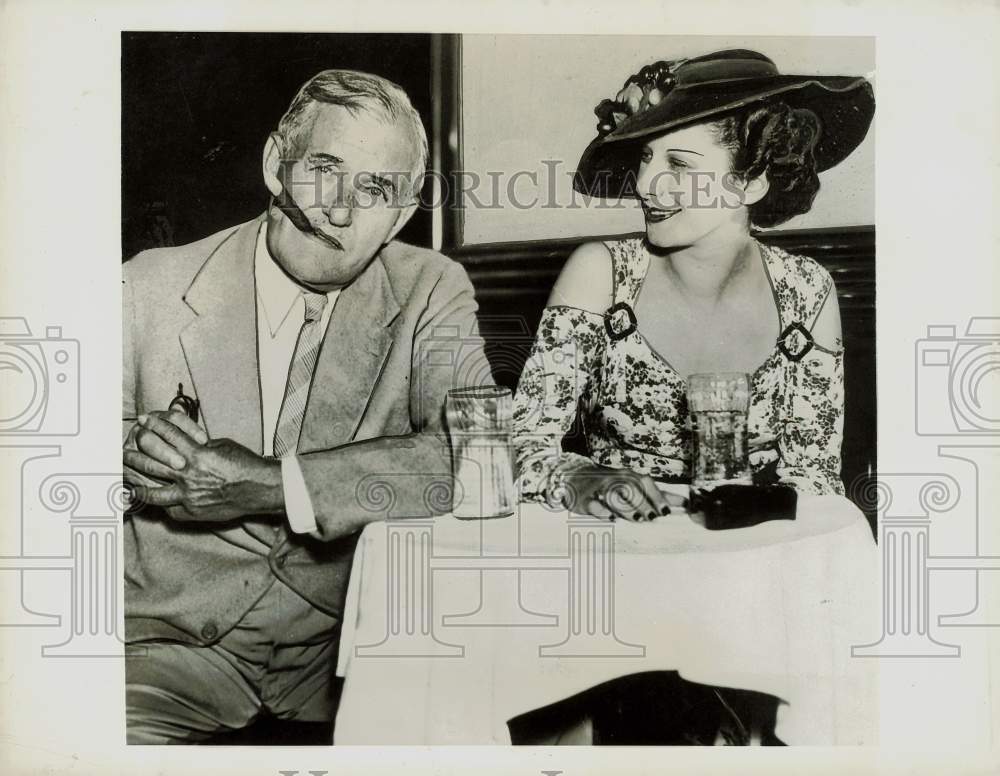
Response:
[512,305,607,504]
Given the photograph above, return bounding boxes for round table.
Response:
[334,493,879,745]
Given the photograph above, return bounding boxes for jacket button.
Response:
[201,623,218,640]
[275,555,287,569]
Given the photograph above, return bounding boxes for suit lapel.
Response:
[297,254,401,454]
[179,217,265,454]
[179,218,278,548]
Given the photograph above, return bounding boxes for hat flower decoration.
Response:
[595,58,689,137]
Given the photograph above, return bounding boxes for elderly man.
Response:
[122,70,488,744]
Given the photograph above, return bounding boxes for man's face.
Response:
[262,103,418,291]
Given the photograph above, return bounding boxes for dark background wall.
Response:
[121,32,434,259]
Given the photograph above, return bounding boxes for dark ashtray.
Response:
[688,484,797,530]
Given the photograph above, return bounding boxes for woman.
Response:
[507,50,874,745]
[512,49,875,522]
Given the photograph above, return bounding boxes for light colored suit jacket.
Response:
[123,214,489,645]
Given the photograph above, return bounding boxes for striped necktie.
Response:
[272,292,329,458]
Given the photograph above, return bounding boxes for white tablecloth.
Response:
[334,493,879,745]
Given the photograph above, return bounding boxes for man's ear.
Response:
[262,133,285,198]
[741,172,770,207]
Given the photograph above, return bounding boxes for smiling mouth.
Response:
[641,204,682,223]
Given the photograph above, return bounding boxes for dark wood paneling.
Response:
[454,225,874,315]
[430,35,464,252]
[447,227,877,529]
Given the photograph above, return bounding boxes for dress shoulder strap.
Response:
[759,241,835,330]
[602,237,649,308]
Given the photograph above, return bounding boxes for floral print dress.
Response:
[512,237,846,506]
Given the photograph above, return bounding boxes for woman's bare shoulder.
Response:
[545,241,614,314]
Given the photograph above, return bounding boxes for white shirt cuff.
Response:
[280,455,319,534]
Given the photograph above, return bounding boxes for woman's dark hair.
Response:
[708,99,821,228]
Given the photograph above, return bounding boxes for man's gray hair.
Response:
[277,69,429,201]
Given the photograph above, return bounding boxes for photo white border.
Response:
[1,0,997,773]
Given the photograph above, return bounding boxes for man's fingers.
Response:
[160,410,209,445]
[166,505,198,522]
[135,419,189,469]
[124,449,179,482]
[140,483,184,507]
[138,413,198,461]
[124,420,141,451]
[124,463,168,488]
[135,430,187,470]
[126,411,208,451]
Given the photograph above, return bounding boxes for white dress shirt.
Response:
[254,223,340,534]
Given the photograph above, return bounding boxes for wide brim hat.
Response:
[574,49,875,199]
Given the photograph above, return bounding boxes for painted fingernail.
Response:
[633,511,644,522]
[647,510,658,521]
[660,505,672,515]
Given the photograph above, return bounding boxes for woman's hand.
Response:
[563,464,682,521]
[749,433,780,467]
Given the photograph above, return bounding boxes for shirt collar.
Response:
[254,222,339,337]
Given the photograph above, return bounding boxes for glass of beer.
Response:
[686,372,751,489]
[445,386,516,519]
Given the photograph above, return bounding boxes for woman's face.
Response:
[634,122,751,249]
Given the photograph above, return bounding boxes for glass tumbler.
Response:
[445,386,516,519]
[686,372,752,488]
